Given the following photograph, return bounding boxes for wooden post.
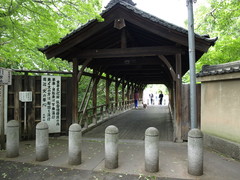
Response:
[115,79,119,111]
[106,75,110,113]
[28,76,35,139]
[0,85,5,149]
[121,80,125,110]
[175,53,183,143]
[72,58,79,123]
[92,70,98,124]
[14,76,22,138]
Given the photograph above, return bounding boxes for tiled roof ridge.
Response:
[105,0,136,8]
[197,60,240,77]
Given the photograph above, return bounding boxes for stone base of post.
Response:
[188,128,203,176]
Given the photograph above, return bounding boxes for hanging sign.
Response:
[41,76,61,133]
[19,91,32,102]
[0,68,12,85]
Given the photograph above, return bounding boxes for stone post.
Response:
[105,125,119,169]
[188,128,203,176]
[145,127,159,173]
[6,120,19,158]
[68,123,82,165]
[36,122,49,161]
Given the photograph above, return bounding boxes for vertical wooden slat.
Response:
[92,70,98,124]
[175,53,183,142]
[115,79,119,111]
[106,74,110,114]
[181,84,190,141]
[14,76,22,138]
[72,58,79,123]
[66,77,73,133]
[196,84,201,128]
[28,76,35,139]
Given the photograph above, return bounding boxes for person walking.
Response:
[134,89,139,109]
[159,91,164,105]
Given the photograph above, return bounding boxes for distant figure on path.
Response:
[149,93,154,105]
[159,91,164,105]
[134,89,139,109]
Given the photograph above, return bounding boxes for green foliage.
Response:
[183,0,240,83]
[195,0,240,70]
[0,0,103,70]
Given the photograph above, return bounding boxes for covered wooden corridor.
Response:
[40,0,217,142]
[83,106,173,141]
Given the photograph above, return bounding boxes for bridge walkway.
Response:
[83,105,173,141]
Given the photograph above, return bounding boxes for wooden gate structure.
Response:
[40,0,217,142]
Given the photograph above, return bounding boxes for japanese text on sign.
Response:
[19,91,32,102]
[0,68,12,85]
[41,76,61,133]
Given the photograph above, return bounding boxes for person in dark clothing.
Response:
[159,91,164,105]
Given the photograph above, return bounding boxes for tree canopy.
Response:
[194,0,240,70]
[0,0,103,70]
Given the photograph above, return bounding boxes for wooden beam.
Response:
[77,58,92,82]
[77,46,183,59]
[158,55,176,81]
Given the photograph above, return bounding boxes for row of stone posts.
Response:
[6,120,203,176]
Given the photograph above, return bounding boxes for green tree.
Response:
[0,0,103,70]
[195,0,240,70]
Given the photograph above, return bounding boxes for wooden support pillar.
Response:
[115,79,120,110]
[72,58,79,123]
[106,75,111,112]
[175,53,183,143]
[122,80,126,109]
[92,70,98,123]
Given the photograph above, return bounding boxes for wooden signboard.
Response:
[41,76,61,133]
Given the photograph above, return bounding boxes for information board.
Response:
[19,91,32,102]
[41,76,61,133]
[0,68,12,85]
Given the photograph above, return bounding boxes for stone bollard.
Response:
[68,123,82,165]
[145,127,159,173]
[36,122,49,161]
[6,120,19,158]
[188,128,203,176]
[105,125,119,169]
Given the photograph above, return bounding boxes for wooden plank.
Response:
[106,74,111,108]
[181,84,190,141]
[66,77,73,134]
[175,53,182,142]
[72,58,79,123]
[14,76,22,138]
[28,76,35,139]
[77,46,183,59]
[92,70,98,123]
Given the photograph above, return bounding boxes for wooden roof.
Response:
[40,0,217,85]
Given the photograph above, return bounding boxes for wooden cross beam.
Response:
[77,46,183,59]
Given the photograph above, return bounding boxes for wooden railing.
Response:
[78,100,134,131]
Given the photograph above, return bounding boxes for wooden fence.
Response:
[7,75,72,139]
[181,84,201,140]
